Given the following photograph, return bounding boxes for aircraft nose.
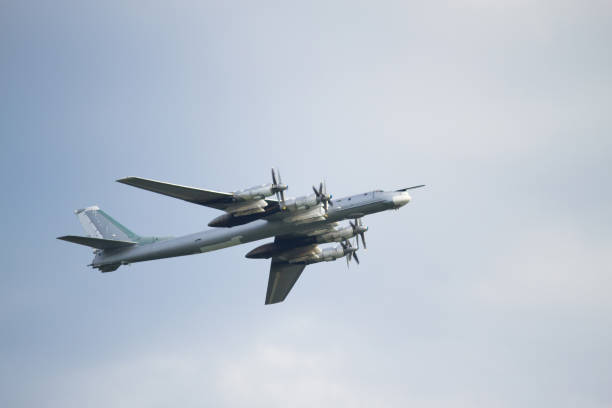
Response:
[392,192,411,208]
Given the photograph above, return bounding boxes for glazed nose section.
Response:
[392,191,411,208]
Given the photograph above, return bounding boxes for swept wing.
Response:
[265,259,306,304]
[261,231,334,304]
[117,177,277,211]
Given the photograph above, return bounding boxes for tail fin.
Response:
[75,206,141,242]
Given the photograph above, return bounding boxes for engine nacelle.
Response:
[283,194,319,211]
[245,242,279,259]
[233,184,276,200]
[225,199,268,217]
[246,242,320,262]
[315,226,354,244]
[247,241,348,265]
[320,245,345,262]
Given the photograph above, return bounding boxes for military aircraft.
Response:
[58,170,424,304]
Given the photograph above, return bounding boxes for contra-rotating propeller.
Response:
[312,180,333,212]
[349,218,368,249]
[271,168,288,209]
[341,239,359,268]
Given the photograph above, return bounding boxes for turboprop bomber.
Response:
[58,170,424,304]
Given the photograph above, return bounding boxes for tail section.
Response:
[75,206,141,242]
[59,206,170,272]
[59,206,141,273]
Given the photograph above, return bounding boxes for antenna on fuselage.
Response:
[396,184,426,191]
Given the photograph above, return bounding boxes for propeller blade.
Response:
[319,182,323,196]
[360,232,367,249]
[312,185,319,196]
[352,251,360,264]
[271,168,277,185]
[272,168,287,209]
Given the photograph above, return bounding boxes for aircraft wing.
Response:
[262,224,343,304]
[117,177,276,211]
[265,259,306,304]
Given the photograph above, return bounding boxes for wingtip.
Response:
[74,205,99,214]
[264,298,284,305]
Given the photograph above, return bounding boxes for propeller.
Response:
[271,168,288,209]
[349,218,368,249]
[341,239,359,268]
[312,180,333,212]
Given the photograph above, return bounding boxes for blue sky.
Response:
[1,1,611,407]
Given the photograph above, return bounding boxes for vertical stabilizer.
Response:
[75,206,140,242]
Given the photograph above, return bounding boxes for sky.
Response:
[1,0,611,406]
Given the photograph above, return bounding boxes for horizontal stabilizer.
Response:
[57,235,137,250]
